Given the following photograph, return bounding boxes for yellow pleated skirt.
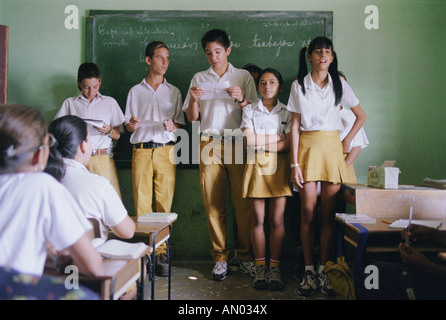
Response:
[298,130,348,184]
[243,151,293,198]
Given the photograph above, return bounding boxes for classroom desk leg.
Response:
[167,225,172,300]
[351,223,369,300]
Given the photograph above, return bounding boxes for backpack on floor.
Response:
[323,256,356,300]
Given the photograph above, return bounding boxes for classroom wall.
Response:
[1,0,445,260]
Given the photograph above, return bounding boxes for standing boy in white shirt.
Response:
[56,62,126,197]
[125,41,184,276]
[183,29,258,281]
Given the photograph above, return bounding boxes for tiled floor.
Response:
[146,260,338,300]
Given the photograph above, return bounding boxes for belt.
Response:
[200,132,243,142]
[91,148,109,156]
[135,141,175,149]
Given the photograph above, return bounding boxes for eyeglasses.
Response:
[38,133,56,150]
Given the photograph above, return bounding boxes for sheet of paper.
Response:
[83,118,105,127]
[198,81,230,100]
[140,119,164,129]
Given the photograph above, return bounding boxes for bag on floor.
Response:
[323,256,355,300]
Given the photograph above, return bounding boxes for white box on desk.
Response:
[367,161,400,189]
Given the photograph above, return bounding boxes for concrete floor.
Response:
[146,260,338,300]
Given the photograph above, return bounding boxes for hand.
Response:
[401,224,434,243]
[341,138,351,154]
[126,116,141,132]
[94,123,112,135]
[163,119,175,132]
[291,166,305,189]
[189,86,206,103]
[225,86,244,102]
[398,242,430,271]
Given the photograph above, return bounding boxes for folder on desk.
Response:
[137,212,178,223]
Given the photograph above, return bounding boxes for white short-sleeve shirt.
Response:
[61,158,128,240]
[0,173,91,276]
[183,63,259,135]
[125,78,185,144]
[286,73,360,131]
[339,107,369,151]
[56,93,126,150]
[241,99,291,135]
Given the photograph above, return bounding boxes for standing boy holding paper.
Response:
[56,62,126,197]
[125,41,184,276]
[183,29,258,280]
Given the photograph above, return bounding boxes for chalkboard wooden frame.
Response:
[86,10,333,167]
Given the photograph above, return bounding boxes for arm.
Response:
[398,243,446,281]
[265,132,290,153]
[185,87,205,122]
[67,233,102,276]
[342,104,366,154]
[109,215,136,239]
[290,112,304,188]
[344,146,361,167]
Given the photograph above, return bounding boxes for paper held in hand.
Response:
[92,238,148,259]
[137,212,178,223]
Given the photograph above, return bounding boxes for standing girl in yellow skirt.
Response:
[241,68,292,290]
[287,37,366,296]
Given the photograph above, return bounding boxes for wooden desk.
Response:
[341,183,446,219]
[45,257,140,300]
[336,216,446,299]
[132,217,176,300]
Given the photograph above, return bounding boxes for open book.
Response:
[92,238,148,259]
[336,213,376,224]
[137,212,178,223]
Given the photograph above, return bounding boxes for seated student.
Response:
[45,115,135,241]
[366,224,446,300]
[0,104,102,278]
[55,62,125,197]
[0,266,99,300]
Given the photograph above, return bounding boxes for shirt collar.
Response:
[255,99,284,114]
[206,62,235,78]
[76,92,104,103]
[63,158,89,172]
[141,78,171,90]
[304,72,333,90]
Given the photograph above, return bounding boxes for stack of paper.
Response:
[137,212,178,223]
[336,213,376,224]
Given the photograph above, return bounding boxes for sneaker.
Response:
[318,272,336,296]
[155,253,169,277]
[297,270,317,296]
[212,262,227,281]
[267,265,283,291]
[239,260,255,277]
[252,264,268,290]
[228,253,240,272]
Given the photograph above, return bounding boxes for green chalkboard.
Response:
[86,10,332,164]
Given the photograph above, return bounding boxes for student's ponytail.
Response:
[297,46,309,95]
[329,51,343,106]
[45,115,88,182]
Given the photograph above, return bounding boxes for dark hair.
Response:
[257,67,284,87]
[78,62,101,82]
[45,115,88,181]
[145,41,169,59]
[297,36,343,105]
[0,104,47,174]
[242,63,262,74]
[201,29,230,50]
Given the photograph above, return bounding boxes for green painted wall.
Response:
[2,0,445,260]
